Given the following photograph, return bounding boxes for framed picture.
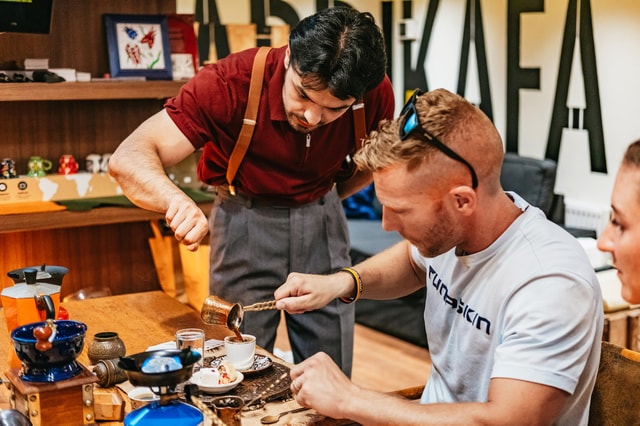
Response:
[104,14,173,80]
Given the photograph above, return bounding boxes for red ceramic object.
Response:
[58,154,79,175]
[57,306,69,320]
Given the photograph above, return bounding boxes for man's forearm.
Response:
[336,170,373,199]
[353,240,424,300]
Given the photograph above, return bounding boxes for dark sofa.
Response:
[347,153,596,348]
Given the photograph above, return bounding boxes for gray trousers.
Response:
[208,187,354,376]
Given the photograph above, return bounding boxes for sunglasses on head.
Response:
[398,89,478,189]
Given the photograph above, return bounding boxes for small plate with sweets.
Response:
[190,361,244,394]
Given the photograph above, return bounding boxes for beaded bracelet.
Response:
[339,267,363,304]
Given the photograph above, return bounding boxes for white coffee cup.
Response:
[127,387,159,410]
[224,334,256,370]
[86,153,101,173]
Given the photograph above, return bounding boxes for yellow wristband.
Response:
[339,267,363,304]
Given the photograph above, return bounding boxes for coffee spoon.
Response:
[260,407,310,424]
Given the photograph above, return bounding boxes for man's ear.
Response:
[284,45,290,69]
[450,186,476,216]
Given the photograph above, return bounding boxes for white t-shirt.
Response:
[415,193,603,425]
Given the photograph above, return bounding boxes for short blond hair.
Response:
[622,139,640,169]
[354,88,503,186]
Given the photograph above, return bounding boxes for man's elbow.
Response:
[107,150,128,180]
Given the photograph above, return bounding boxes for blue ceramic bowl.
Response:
[11,320,87,382]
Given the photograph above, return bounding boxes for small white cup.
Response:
[127,387,159,410]
[224,334,256,370]
[85,153,101,173]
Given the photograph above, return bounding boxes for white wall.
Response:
[180,0,640,213]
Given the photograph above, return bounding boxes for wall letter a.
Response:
[546,0,606,173]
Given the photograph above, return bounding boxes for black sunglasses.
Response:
[398,89,479,189]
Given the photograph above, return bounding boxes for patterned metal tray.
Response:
[177,356,293,409]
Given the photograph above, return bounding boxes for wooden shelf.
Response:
[0,0,185,299]
[0,202,214,233]
[0,80,186,101]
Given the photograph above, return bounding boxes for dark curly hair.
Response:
[288,7,387,101]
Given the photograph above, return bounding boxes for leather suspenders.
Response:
[225,46,367,196]
[352,101,366,151]
[226,46,271,196]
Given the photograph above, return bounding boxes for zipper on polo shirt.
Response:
[303,133,311,163]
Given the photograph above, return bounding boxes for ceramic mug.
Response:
[127,387,159,410]
[27,156,52,177]
[0,157,17,178]
[58,154,79,175]
[224,334,256,370]
[85,153,102,173]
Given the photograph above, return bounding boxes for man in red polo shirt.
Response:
[109,7,394,375]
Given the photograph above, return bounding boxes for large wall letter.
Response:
[402,0,439,93]
[506,0,544,153]
[457,0,493,119]
[546,0,606,173]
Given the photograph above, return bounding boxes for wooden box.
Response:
[5,366,98,426]
[0,172,122,205]
[626,309,640,351]
[93,387,125,422]
[603,307,640,351]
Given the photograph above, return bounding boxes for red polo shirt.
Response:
[165,46,394,205]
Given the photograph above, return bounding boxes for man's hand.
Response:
[274,272,352,313]
[289,352,360,419]
[165,197,209,251]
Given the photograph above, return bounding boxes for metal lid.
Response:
[0,282,60,298]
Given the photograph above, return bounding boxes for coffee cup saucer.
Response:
[209,354,273,375]
[190,370,244,394]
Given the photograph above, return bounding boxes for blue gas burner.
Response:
[118,348,203,426]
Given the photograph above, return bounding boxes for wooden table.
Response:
[0,291,354,425]
[0,291,231,370]
[0,291,228,424]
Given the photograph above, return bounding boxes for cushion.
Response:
[500,152,557,216]
[588,341,640,425]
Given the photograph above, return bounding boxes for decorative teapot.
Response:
[2,268,59,333]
